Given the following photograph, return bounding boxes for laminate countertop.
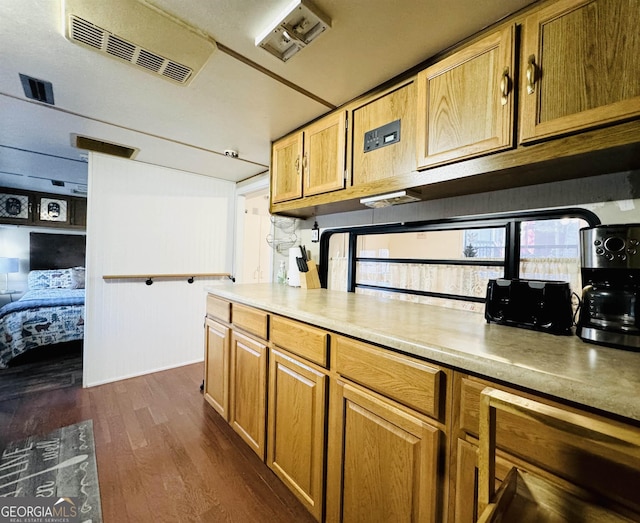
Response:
[205,283,640,424]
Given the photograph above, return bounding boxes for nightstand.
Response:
[0,290,18,303]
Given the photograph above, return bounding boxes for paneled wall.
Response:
[84,154,235,386]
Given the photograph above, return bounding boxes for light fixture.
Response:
[0,258,19,293]
[360,190,422,209]
[255,0,331,62]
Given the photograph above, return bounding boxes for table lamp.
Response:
[0,257,19,293]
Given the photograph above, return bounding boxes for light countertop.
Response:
[205,283,640,424]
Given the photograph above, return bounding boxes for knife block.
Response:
[300,260,321,289]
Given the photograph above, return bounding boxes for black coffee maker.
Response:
[577,224,640,350]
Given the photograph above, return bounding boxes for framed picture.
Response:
[39,197,68,222]
[0,193,29,220]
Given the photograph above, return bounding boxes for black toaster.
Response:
[485,279,574,335]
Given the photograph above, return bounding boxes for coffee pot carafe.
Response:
[577,224,640,350]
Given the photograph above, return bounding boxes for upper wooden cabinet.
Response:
[304,111,347,197]
[271,131,303,204]
[519,0,640,143]
[416,25,516,169]
[352,81,417,186]
[271,112,347,204]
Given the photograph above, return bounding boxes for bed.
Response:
[0,267,85,368]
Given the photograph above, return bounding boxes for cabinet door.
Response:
[327,380,440,523]
[416,26,515,169]
[304,111,346,197]
[519,0,640,143]
[204,317,230,420]
[352,82,417,186]
[272,132,303,203]
[229,330,267,459]
[267,348,327,521]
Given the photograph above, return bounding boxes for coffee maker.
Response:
[577,224,640,350]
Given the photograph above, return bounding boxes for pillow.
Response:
[28,268,73,290]
[70,267,86,289]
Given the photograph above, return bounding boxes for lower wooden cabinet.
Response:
[203,317,230,420]
[326,379,441,523]
[451,374,640,521]
[229,329,268,459]
[267,348,328,521]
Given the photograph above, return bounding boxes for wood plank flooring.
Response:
[0,362,316,523]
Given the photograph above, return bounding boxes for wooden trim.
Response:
[103,272,232,280]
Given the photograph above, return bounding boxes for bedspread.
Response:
[0,289,85,368]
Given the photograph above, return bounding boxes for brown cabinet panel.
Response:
[267,348,327,521]
[204,318,230,420]
[327,380,440,523]
[352,81,417,186]
[519,0,640,143]
[333,335,443,420]
[233,303,268,340]
[271,315,328,367]
[304,111,346,197]
[206,295,231,323]
[417,25,515,169]
[457,375,640,516]
[272,132,304,203]
[229,330,267,458]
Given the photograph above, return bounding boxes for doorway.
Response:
[239,188,272,283]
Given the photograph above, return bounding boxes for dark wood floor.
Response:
[0,362,316,523]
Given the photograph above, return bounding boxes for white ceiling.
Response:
[0,0,537,197]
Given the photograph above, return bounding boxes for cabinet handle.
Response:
[295,156,300,174]
[302,153,308,171]
[526,55,537,95]
[500,67,510,106]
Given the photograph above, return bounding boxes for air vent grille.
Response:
[106,35,135,61]
[68,15,193,84]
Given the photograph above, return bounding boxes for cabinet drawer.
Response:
[233,303,268,340]
[271,315,328,367]
[333,335,443,419]
[457,375,640,513]
[206,295,231,323]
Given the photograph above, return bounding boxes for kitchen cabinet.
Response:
[267,348,327,521]
[269,315,329,521]
[203,317,230,420]
[327,379,440,523]
[271,111,347,205]
[229,303,269,459]
[203,296,231,420]
[326,335,447,523]
[272,132,303,203]
[229,329,268,459]
[416,25,516,169]
[352,81,417,186]
[519,0,640,144]
[451,374,640,522]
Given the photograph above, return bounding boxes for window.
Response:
[319,209,598,313]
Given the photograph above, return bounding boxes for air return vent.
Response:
[63,0,216,85]
[19,74,55,104]
[71,134,139,159]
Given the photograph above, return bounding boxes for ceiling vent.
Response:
[71,134,139,159]
[63,0,216,85]
[19,74,55,104]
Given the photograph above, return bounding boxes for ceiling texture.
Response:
[0,0,537,197]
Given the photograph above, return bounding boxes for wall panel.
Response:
[84,154,235,386]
